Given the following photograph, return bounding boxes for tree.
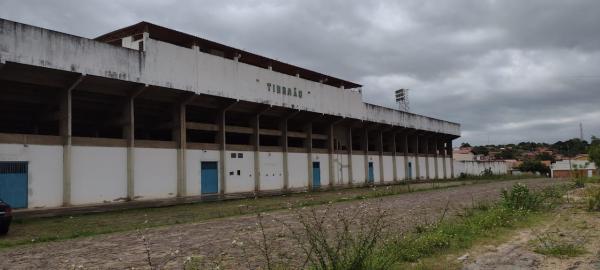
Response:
[471,146,489,156]
[518,160,550,176]
[589,143,600,172]
[535,152,555,162]
[460,142,471,148]
[497,149,516,160]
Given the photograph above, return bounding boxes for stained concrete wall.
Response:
[0,19,460,137]
[134,148,178,200]
[2,142,465,209]
[186,149,220,196]
[453,160,508,176]
[71,146,127,205]
[225,150,255,193]
[288,153,309,189]
[0,143,63,208]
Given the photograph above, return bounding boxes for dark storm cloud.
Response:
[1,0,599,145]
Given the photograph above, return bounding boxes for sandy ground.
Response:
[463,185,600,270]
[0,178,562,270]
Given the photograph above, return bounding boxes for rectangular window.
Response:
[237,153,243,158]
[231,153,236,158]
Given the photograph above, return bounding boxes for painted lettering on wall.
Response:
[266,83,302,98]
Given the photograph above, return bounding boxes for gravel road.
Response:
[0,178,564,269]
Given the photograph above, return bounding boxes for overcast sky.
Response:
[1,0,599,145]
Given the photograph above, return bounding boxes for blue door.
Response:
[201,162,218,194]
[312,162,321,189]
[368,162,375,183]
[408,162,412,179]
[0,162,28,209]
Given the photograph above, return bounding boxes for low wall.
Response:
[453,160,508,176]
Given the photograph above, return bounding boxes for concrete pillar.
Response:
[441,139,447,179]
[175,103,187,197]
[124,97,135,200]
[218,110,226,196]
[424,137,430,180]
[328,123,335,188]
[414,135,420,180]
[363,128,369,184]
[392,131,398,182]
[252,115,260,194]
[305,123,313,190]
[347,127,353,187]
[378,130,384,184]
[433,137,439,179]
[123,85,146,201]
[281,118,289,192]
[448,140,454,178]
[60,75,85,206]
[403,133,409,180]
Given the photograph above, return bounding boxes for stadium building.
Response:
[0,19,460,209]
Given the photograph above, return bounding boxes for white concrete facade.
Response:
[2,141,463,208]
[0,19,461,210]
[0,19,459,136]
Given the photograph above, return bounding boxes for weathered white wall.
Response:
[0,19,460,136]
[288,153,308,189]
[395,156,406,180]
[312,153,330,186]
[351,155,366,184]
[225,150,254,193]
[133,148,177,200]
[436,157,445,179]
[418,157,427,179]
[427,157,436,179]
[445,158,453,178]
[186,149,220,196]
[71,146,127,205]
[453,161,508,176]
[260,152,283,190]
[0,143,63,208]
[330,154,348,186]
[382,156,394,182]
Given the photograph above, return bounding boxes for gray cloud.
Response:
[1,0,599,145]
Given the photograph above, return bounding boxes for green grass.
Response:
[0,177,525,250]
[367,184,570,269]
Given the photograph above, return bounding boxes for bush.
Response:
[500,183,544,211]
[574,178,585,188]
[587,188,600,212]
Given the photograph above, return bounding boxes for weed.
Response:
[587,188,600,211]
[532,230,586,258]
[574,178,586,188]
[500,183,544,211]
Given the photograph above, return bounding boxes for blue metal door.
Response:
[408,162,412,179]
[0,162,28,208]
[312,162,321,189]
[368,162,374,183]
[201,162,218,194]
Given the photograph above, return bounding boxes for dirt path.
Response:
[463,185,600,270]
[0,178,563,269]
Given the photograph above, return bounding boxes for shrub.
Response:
[500,183,543,211]
[574,178,585,188]
[587,188,600,212]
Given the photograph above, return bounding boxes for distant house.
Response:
[574,154,590,161]
[550,160,597,178]
[453,147,474,161]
